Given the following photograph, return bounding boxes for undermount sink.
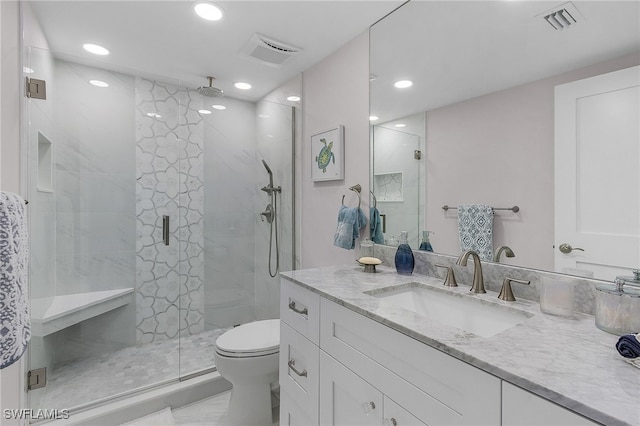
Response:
[365,283,533,337]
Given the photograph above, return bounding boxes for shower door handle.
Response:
[162,215,170,246]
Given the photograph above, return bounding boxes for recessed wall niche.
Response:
[37,131,53,192]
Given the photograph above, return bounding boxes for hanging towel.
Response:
[334,206,367,250]
[0,192,30,369]
[369,207,384,244]
[616,333,640,359]
[354,207,367,242]
[457,204,494,261]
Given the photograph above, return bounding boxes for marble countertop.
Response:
[281,265,640,426]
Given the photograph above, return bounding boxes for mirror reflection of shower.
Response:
[260,159,282,277]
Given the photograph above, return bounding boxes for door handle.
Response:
[162,215,170,246]
[559,243,584,254]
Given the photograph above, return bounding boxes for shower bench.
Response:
[31,288,134,336]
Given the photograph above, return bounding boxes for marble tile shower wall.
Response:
[375,245,602,315]
[254,99,295,320]
[202,97,257,329]
[54,61,136,296]
[135,78,205,344]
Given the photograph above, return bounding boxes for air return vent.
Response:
[539,2,582,30]
[240,33,302,68]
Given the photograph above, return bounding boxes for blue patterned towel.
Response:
[616,333,640,359]
[457,204,494,261]
[0,192,30,369]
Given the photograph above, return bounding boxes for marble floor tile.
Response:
[172,391,279,426]
[37,328,229,410]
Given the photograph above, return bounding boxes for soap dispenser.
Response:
[395,231,415,275]
[419,230,434,252]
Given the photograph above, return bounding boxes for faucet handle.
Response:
[498,278,530,302]
[434,264,458,287]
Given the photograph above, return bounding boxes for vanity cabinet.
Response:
[280,277,600,426]
[502,382,599,426]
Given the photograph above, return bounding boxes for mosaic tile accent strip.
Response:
[135,78,204,344]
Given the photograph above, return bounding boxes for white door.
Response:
[555,66,640,280]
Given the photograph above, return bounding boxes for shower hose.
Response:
[267,191,280,278]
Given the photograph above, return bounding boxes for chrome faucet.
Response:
[456,250,486,293]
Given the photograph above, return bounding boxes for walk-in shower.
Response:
[23,39,299,413]
[260,159,281,277]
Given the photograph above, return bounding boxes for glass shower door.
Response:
[25,46,185,412]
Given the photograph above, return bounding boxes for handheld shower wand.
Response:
[261,159,281,195]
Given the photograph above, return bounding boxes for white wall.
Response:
[301,31,371,268]
[426,53,640,271]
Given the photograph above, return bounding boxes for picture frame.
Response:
[311,125,344,182]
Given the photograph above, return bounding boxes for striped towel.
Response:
[0,192,30,369]
[457,204,493,261]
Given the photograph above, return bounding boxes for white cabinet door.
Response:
[555,65,640,280]
[502,382,599,426]
[383,396,426,426]
[319,351,383,426]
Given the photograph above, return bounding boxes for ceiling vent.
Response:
[240,33,302,68]
[539,2,582,30]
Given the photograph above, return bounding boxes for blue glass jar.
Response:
[395,231,415,275]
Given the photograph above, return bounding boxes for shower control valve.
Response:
[260,204,274,223]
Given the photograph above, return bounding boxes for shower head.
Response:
[197,76,224,97]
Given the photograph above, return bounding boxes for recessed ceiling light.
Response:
[211,104,226,110]
[198,109,212,114]
[83,43,109,56]
[89,80,109,88]
[146,112,162,118]
[394,80,413,89]
[194,2,223,21]
[287,96,301,102]
[24,67,34,74]
[258,114,269,119]
[395,123,406,128]
[369,116,379,121]
[234,82,252,90]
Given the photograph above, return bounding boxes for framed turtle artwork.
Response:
[310,125,344,182]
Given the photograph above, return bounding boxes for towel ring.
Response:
[342,184,362,209]
[370,191,377,209]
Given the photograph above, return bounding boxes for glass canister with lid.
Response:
[595,270,640,335]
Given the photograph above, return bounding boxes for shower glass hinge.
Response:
[26,77,47,100]
[414,150,422,160]
[27,367,47,390]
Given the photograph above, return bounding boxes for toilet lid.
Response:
[215,319,280,357]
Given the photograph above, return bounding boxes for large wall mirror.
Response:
[370,1,639,280]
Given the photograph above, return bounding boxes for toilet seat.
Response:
[215,319,280,358]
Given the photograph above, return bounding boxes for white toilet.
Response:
[214,319,280,426]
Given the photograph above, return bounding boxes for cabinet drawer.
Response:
[281,278,320,344]
[320,298,501,426]
[280,322,319,422]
